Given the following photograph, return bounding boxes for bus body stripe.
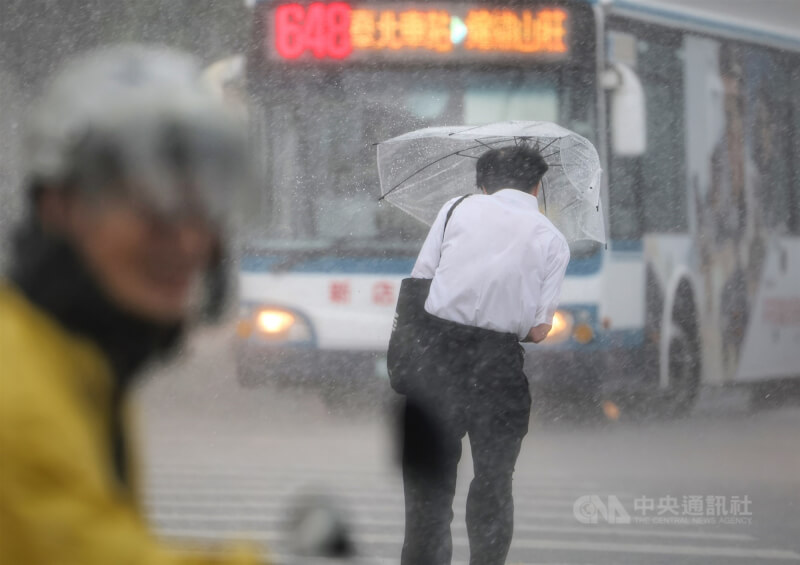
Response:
[241,252,604,276]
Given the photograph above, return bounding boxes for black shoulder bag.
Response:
[387,195,472,394]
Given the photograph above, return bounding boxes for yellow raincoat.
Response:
[0,282,264,565]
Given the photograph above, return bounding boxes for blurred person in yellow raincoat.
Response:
[0,45,267,564]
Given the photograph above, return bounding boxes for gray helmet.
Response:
[24,44,251,227]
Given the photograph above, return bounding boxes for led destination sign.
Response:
[267,2,570,62]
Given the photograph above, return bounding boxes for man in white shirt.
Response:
[400,145,570,565]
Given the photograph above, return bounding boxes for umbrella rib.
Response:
[474,138,503,149]
[536,138,560,154]
[379,138,512,201]
[456,151,480,159]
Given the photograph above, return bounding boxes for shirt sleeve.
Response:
[410,198,459,279]
[534,236,571,325]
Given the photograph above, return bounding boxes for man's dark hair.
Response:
[475,145,549,194]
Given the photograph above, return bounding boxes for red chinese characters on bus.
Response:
[329,280,352,304]
[372,281,395,306]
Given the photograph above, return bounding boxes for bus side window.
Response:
[608,155,644,241]
[792,76,800,235]
[607,27,688,239]
[750,52,796,235]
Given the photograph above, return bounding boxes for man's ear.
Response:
[531,182,541,197]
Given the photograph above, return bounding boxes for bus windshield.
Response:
[247,66,595,257]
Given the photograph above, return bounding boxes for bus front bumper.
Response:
[235,341,390,389]
[524,344,652,396]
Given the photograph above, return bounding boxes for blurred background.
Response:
[2,1,799,564]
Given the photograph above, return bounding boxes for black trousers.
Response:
[400,316,531,565]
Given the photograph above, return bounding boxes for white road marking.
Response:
[146,491,589,510]
[506,539,800,560]
[148,500,588,523]
[159,529,798,560]
[150,506,582,524]
[146,470,601,490]
[152,513,756,542]
[512,524,755,541]
[146,469,796,563]
[147,469,582,478]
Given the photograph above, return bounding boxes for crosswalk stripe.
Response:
[263,553,622,565]
[147,475,606,488]
[510,525,755,541]
[158,529,798,560]
[270,556,795,565]
[146,483,618,498]
[152,513,754,542]
[145,481,617,494]
[270,555,791,565]
[266,554,657,565]
[145,469,797,563]
[148,500,584,521]
[146,491,588,509]
[146,471,600,490]
[150,507,581,524]
[504,539,800,560]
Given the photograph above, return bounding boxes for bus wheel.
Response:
[659,325,700,418]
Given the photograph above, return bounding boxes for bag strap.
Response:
[434,194,473,267]
[442,194,473,241]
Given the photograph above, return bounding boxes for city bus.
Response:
[234,0,800,414]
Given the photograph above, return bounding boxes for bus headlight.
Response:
[238,307,313,342]
[258,310,295,334]
[544,310,573,344]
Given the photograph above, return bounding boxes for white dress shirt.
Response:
[411,189,571,340]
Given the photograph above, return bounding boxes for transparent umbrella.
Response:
[377,121,605,244]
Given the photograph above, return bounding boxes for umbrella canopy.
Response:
[377,121,605,244]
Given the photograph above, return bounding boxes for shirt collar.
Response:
[492,188,539,209]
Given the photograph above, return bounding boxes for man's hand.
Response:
[526,323,552,344]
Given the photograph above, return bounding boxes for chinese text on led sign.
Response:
[272,3,569,60]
